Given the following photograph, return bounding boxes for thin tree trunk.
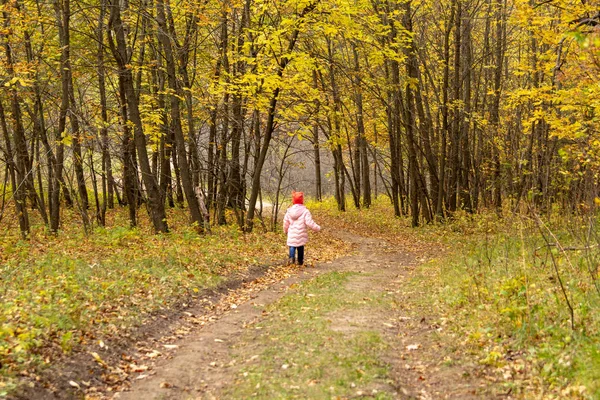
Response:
[326,38,349,211]
[34,132,46,215]
[108,0,168,232]
[207,14,228,214]
[0,98,29,236]
[460,13,473,212]
[447,0,461,213]
[0,164,8,224]
[245,2,316,232]
[403,1,421,227]
[228,0,250,227]
[312,70,322,202]
[352,43,371,208]
[90,150,101,225]
[386,62,401,216]
[156,0,204,230]
[172,145,185,207]
[437,0,455,218]
[97,0,113,224]
[118,76,137,227]
[491,0,505,212]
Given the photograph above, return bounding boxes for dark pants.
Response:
[289,246,305,265]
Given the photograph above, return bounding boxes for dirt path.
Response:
[110,231,496,399]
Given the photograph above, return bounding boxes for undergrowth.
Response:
[426,213,600,399]
[3,196,598,398]
[0,205,343,396]
[313,197,600,399]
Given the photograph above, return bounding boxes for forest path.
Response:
[113,231,496,400]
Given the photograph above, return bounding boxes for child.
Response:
[283,191,321,265]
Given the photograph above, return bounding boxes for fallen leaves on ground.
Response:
[0,205,347,396]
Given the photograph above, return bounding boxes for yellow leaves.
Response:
[4,76,32,88]
[405,77,419,91]
[509,88,535,101]
[367,50,386,68]
[323,24,339,37]
[0,325,15,342]
[139,93,166,149]
[157,87,185,102]
[60,131,73,146]
[91,351,108,368]
[480,349,504,367]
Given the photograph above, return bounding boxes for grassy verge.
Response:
[416,214,600,399]
[4,196,597,398]
[0,206,345,396]
[313,197,599,399]
[226,271,393,399]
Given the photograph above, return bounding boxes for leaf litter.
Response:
[5,202,550,399]
[107,207,508,400]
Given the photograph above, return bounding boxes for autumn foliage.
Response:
[1,0,600,396]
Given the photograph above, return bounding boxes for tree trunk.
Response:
[207,13,228,215]
[490,0,505,213]
[108,0,169,232]
[97,0,113,223]
[229,0,250,227]
[312,70,322,202]
[173,4,202,189]
[156,0,204,230]
[437,0,455,218]
[460,13,473,212]
[326,37,349,211]
[245,2,316,231]
[0,98,29,237]
[447,0,461,213]
[118,76,137,227]
[352,43,371,208]
[403,1,421,227]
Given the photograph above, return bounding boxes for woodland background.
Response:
[0,0,598,235]
[1,0,600,397]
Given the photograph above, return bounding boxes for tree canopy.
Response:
[0,0,599,235]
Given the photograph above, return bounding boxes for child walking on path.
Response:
[283,191,321,265]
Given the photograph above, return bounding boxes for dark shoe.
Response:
[288,257,295,265]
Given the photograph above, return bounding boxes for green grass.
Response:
[226,271,393,399]
[312,199,599,398]
[0,207,310,395]
[408,215,600,399]
[0,203,347,396]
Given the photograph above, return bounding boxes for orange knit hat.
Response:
[292,191,304,205]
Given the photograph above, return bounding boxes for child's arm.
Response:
[283,212,290,234]
[304,210,321,232]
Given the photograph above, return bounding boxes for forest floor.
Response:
[110,228,504,400]
[23,223,508,399]
[8,202,595,399]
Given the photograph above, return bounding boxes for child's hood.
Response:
[287,204,307,220]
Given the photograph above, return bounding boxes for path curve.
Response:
[113,231,492,400]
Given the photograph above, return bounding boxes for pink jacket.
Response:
[283,204,321,247]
